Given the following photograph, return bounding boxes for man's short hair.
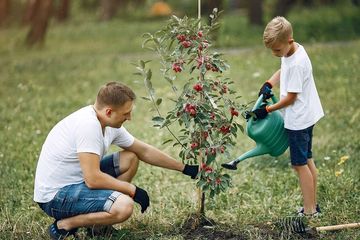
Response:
[263,16,293,48]
[96,82,136,109]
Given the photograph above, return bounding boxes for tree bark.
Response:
[0,0,10,26]
[56,0,70,22]
[100,0,119,21]
[25,0,53,46]
[248,0,263,26]
[273,0,296,17]
[22,0,38,25]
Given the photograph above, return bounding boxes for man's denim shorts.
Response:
[38,152,122,220]
[286,125,314,166]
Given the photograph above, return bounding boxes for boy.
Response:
[252,16,324,216]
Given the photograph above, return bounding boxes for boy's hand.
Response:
[258,81,273,100]
[252,107,269,119]
[182,164,199,179]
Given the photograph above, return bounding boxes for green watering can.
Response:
[222,93,288,170]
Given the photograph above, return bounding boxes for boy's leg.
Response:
[293,165,316,214]
[287,126,317,214]
[307,158,317,206]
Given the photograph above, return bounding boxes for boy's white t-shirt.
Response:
[34,105,135,203]
[280,44,324,130]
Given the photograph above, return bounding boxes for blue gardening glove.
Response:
[258,82,273,100]
[253,107,269,119]
[182,164,199,179]
[133,186,150,213]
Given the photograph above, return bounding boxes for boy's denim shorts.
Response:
[286,125,314,166]
[38,152,123,220]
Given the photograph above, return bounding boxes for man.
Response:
[34,82,198,239]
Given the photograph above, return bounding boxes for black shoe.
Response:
[86,225,117,238]
[296,203,321,214]
[48,220,78,240]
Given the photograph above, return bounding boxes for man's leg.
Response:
[293,165,316,214]
[117,151,139,182]
[84,150,139,236]
[56,194,134,231]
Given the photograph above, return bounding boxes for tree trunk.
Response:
[25,0,52,46]
[273,0,296,17]
[248,0,263,26]
[22,0,38,25]
[56,0,70,22]
[302,0,314,7]
[100,0,119,21]
[0,0,10,26]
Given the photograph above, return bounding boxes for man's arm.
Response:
[78,152,136,196]
[124,139,185,172]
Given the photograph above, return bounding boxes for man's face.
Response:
[269,39,293,57]
[107,100,134,128]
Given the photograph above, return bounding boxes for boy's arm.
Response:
[258,69,280,97]
[252,92,297,119]
[267,69,280,87]
[267,92,297,112]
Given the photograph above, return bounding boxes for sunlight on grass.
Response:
[0,12,359,240]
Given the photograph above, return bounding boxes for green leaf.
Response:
[156,98,162,106]
[141,96,151,101]
[162,139,173,145]
[146,69,152,80]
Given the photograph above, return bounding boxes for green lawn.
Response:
[0,11,359,240]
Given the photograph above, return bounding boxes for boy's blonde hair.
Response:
[263,16,293,48]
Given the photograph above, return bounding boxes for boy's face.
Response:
[269,39,294,57]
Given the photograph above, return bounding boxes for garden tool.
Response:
[222,93,288,170]
[278,216,360,234]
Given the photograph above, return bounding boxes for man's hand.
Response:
[133,186,150,213]
[253,107,269,119]
[258,81,273,100]
[182,164,199,179]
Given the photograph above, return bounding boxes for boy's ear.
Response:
[288,38,294,44]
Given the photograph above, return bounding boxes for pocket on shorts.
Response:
[50,183,84,219]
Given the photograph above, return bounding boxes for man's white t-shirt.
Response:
[34,105,135,203]
[280,44,324,130]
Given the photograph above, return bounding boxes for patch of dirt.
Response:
[180,213,247,240]
[179,214,320,240]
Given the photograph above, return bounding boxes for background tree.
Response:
[0,0,10,26]
[273,0,296,17]
[248,0,263,25]
[56,0,70,22]
[25,0,52,46]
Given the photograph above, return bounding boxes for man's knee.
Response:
[109,195,134,222]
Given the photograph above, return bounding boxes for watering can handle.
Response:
[252,92,278,111]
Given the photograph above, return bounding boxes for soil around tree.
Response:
[179,213,320,240]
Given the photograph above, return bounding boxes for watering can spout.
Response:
[221,144,269,170]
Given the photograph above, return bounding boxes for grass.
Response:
[0,5,360,240]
